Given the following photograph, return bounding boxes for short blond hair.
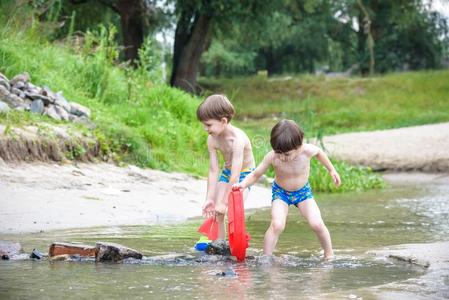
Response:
[196,94,235,122]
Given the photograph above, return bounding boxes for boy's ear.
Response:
[221,117,229,124]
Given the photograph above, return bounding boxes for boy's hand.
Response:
[232,182,244,190]
[330,170,341,187]
[202,199,215,218]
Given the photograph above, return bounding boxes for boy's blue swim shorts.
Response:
[272,181,314,207]
[218,168,253,184]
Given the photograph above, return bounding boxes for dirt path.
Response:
[323,122,449,172]
[0,163,272,234]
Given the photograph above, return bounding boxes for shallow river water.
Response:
[1,178,448,299]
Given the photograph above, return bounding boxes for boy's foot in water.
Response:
[257,255,276,265]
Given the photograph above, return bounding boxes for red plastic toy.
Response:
[197,217,219,240]
[228,187,250,262]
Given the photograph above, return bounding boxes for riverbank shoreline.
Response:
[0,162,272,234]
[1,161,448,235]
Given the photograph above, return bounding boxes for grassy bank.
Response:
[0,11,383,193]
[0,20,206,174]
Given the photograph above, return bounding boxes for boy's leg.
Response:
[214,182,230,240]
[297,199,334,259]
[263,199,289,255]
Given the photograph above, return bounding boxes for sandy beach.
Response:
[0,162,272,234]
[323,122,449,172]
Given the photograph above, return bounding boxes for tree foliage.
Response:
[4,0,448,90]
[202,0,448,77]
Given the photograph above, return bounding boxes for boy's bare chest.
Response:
[215,139,235,154]
[273,154,310,175]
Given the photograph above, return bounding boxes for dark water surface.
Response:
[1,180,448,299]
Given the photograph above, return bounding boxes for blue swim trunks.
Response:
[218,168,253,184]
[272,181,314,207]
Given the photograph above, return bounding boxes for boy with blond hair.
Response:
[197,94,255,240]
[234,119,341,259]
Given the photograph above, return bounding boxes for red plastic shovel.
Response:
[197,217,219,241]
[228,187,251,262]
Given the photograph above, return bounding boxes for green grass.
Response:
[0,11,383,193]
[0,20,208,174]
[199,72,449,137]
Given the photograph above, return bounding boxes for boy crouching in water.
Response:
[234,119,341,259]
[197,94,255,240]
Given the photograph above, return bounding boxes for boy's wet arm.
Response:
[242,153,272,187]
[206,143,220,201]
[228,141,245,184]
[316,148,337,173]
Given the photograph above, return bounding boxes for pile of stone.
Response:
[0,72,91,124]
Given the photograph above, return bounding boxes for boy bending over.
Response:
[234,119,341,259]
[197,94,255,240]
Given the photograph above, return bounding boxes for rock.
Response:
[9,72,30,86]
[25,92,53,105]
[30,99,45,114]
[388,254,430,268]
[54,104,70,121]
[30,248,43,260]
[2,93,24,108]
[70,102,91,118]
[54,92,71,112]
[95,242,143,262]
[11,87,22,97]
[41,86,55,98]
[0,72,8,82]
[0,78,10,91]
[145,253,196,264]
[0,85,9,100]
[49,242,97,257]
[0,72,93,125]
[12,81,26,90]
[23,98,32,110]
[205,240,231,256]
[0,241,23,259]
[0,101,10,113]
[0,85,24,107]
[44,105,61,120]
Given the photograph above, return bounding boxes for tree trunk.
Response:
[116,0,144,66]
[357,14,368,75]
[357,0,375,75]
[170,13,213,94]
[263,47,279,77]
